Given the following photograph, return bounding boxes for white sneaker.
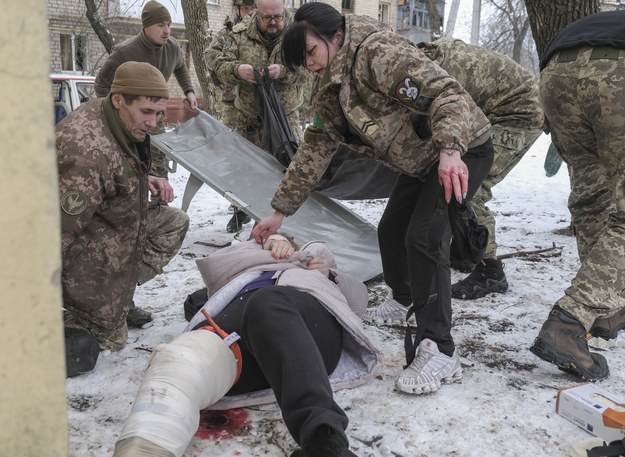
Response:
[363,298,416,326]
[395,338,462,395]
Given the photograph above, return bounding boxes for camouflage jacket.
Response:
[418,38,544,131]
[56,98,150,330]
[213,11,310,117]
[271,14,491,215]
[205,26,237,103]
[94,31,194,98]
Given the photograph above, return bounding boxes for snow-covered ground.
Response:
[66,133,625,457]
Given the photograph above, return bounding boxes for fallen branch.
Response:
[497,242,563,260]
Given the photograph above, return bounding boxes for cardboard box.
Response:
[557,383,625,442]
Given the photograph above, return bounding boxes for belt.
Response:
[556,46,623,63]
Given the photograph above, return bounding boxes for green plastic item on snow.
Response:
[544,142,564,177]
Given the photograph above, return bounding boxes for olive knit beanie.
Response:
[141,1,172,28]
[110,61,170,99]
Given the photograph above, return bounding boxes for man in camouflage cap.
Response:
[530,10,625,382]
[57,62,189,375]
[95,0,198,180]
[214,0,311,232]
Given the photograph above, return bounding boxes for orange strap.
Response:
[199,309,243,384]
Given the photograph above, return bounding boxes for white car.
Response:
[50,73,96,124]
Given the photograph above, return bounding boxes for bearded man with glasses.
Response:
[214,0,310,152]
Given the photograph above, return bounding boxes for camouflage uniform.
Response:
[206,16,245,127]
[214,11,310,146]
[420,38,544,258]
[540,23,625,330]
[57,97,188,350]
[270,14,493,356]
[271,16,490,214]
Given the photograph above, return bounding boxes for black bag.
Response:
[254,68,298,167]
[449,200,489,266]
[184,287,208,322]
[587,439,625,457]
[65,327,100,378]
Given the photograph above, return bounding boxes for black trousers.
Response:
[377,140,494,355]
[209,285,347,446]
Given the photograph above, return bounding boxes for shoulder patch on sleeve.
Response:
[61,190,88,215]
[394,76,435,110]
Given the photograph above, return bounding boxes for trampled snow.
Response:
[66,133,625,457]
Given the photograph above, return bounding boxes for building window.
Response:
[379,3,390,23]
[342,0,353,13]
[60,34,88,72]
[206,0,219,5]
[286,0,313,8]
[397,0,436,31]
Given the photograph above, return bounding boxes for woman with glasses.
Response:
[252,2,494,397]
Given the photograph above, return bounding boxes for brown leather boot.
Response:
[530,306,609,381]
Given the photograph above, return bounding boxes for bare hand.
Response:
[306,257,329,278]
[265,64,281,79]
[267,237,295,259]
[185,92,198,110]
[237,64,256,84]
[148,176,174,203]
[437,149,468,204]
[252,211,285,243]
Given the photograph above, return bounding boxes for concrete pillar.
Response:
[0,1,68,456]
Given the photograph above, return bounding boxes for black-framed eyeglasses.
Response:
[259,14,284,24]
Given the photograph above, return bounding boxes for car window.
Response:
[76,82,96,105]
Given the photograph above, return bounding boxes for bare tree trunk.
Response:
[511,16,530,63]
[425,0,442,39]
[480,0,533,67]
[84,0,114,54]
[523,0,599,58]
[180,0,216,115]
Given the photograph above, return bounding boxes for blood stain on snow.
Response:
[196,408,250,440]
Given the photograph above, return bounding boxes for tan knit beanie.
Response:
[110,61,170,99]
[141,0,172,28]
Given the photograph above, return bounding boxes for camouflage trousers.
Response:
[137,203,190,285]
[64,311,128,352]
[220,100,239,128]
[149,122,169,179]
[64,204,189,350]
[233,109,304,149]
[541,46,625,329]
[472,125,543,258]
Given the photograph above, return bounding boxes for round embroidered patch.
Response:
[396,76,420,103]
[61,190,88,215]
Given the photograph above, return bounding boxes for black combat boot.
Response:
[530,306,609,381]
[290,426,358,457]
[451,258,508,300]
[590,306,625,340]
[226,209,251,233]
[65,327,100,377]
[126,302,153,328]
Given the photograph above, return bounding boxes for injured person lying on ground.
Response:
[111,235,381,457]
